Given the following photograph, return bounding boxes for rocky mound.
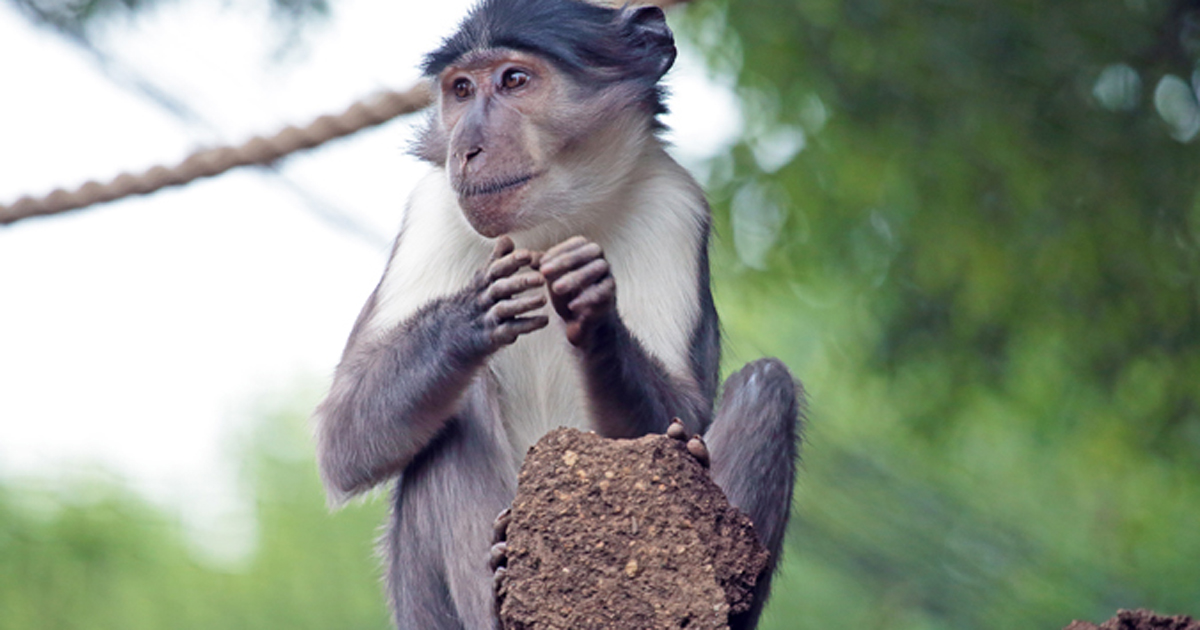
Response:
[497,428,768,630]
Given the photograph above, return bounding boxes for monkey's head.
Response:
[415,0,677,238]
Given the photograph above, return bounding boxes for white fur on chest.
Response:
[364,156,706,460]
[490,319,588,456]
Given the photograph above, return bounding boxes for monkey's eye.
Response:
[452,78,473,100]
[500,69,529,91]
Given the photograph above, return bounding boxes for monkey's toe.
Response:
[686,435,710,468]
[493,565,508,597]
[492,507,511,544]
[489,541,508,572]
[667,417,688,441]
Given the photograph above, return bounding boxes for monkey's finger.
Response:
[488,542,508,571]
[541,237,591,265]
[541,235,590,262]
[486,270,545,302]
[490,294,547,321]
[489,235,515,262]
[550,258,610,298]
[492,315,550,345]
[492,508,512,544]
[486,248,536,282]
[540,241,604,281]
[566,277,616,314]
[506,315,551,334]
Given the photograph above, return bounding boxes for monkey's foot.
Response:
[491,508,511,609]
[667,417,710,468]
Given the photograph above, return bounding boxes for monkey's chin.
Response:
[457,184,533,238]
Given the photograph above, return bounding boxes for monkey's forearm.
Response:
[316,291,492,499]
[577,313,709,438]
[317,238,546,500]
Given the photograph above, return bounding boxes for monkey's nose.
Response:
[463,147,483,164]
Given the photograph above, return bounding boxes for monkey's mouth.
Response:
[458,173,536,199]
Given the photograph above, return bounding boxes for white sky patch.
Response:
[661,45,744,169]
[0,0,741,564]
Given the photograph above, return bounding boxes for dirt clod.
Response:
[1065,609,1200,630]
[497,428,769,630]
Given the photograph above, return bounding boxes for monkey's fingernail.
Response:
[489,541,508,571]
[686,436,710,468]
[667,418,687,441]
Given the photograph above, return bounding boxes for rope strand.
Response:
[0,83,432,225]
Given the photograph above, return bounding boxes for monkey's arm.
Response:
[539,237,712,438]
[577,312,711,437]
[316,238,547,502]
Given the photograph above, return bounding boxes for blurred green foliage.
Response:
[0,406,390,630]
[4,0,1200,628]
[671,0,1200,626]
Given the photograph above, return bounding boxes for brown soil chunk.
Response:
[497,428,769,630]
[1065,609,1200,630]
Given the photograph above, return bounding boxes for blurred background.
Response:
[1,0,1198,628]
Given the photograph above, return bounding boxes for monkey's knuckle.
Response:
[480,306,501,327]
[524,271,546,288]
[494,328,517,346]
[487,281,510,300]
[512,299,540,317]
[546,276,569,296]
[492,279,517,301]
[516,275,539,291]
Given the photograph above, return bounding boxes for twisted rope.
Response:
[0,83,433,225]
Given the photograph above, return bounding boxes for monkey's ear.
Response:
[411,110,449,166]
[621,5,677,82]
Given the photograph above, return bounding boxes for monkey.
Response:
[312,0,803,628]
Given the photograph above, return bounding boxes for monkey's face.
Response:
[435,49,646,238]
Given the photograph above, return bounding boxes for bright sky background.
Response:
[0,0,742,561]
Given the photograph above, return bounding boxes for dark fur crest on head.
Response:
[423,0,676,115]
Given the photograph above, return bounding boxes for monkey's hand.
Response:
[468,236,550,352]
[538,236,616,347]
